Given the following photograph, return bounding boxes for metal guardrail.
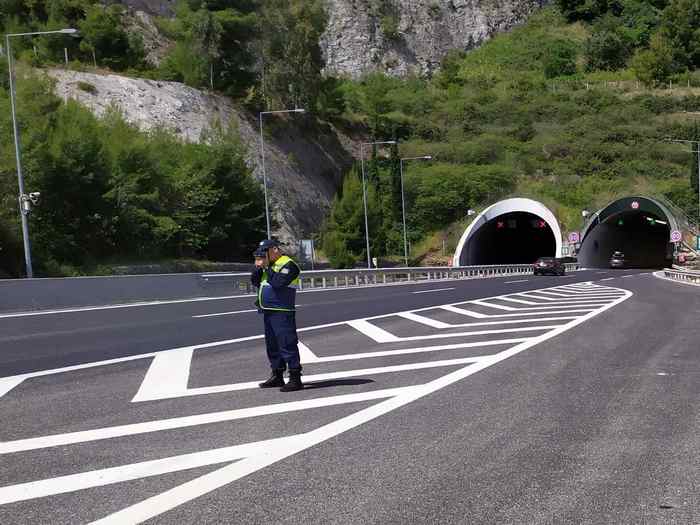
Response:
[663,267,700,285]
[200,263,582,295]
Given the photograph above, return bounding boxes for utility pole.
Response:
[5,28,79,278]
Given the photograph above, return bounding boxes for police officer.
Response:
[251,239,304,392]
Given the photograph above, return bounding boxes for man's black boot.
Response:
[259,369,285,388]
[280,368,303,392]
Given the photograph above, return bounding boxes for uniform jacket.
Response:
[251,255,301,311]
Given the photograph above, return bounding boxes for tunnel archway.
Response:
[453,198,562,266]
[578,196,676,268]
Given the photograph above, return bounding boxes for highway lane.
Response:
[0,269,649,376]
[0,273,697,523]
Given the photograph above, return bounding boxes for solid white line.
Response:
[91,288,633,524]
[411,287,455,294]
[600,277,615,281]
[444,306,598,318]
[397,312,452,328]
[0,353,157,399]
[0,436,298,505]
[314,340,516,362]
[499,297,613,306]
[504,280,528,283]
[192,309,258,318]
[346,319,400,343]
[132,348,193,403]
[471,300,608,312]
[0,387,415,454]
[0,295,247,320]
[298,342,319,364]
[399,315,579,329]
[0,376,26,398]
[132,357,489,401]
[439,305,488,318]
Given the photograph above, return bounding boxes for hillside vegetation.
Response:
[1,0,699,274]
[320,4,700,266]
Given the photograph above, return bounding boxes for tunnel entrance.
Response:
[465,212,556,264]
[578,197,674,269]
[453,198,562,266]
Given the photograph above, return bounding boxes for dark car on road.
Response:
[610,251,625,269]
[533,257,565,276]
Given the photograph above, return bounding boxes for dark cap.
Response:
[253,239,280,257]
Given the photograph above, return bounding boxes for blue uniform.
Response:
[251,256,302,370]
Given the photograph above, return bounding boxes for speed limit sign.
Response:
[670,230,682,243]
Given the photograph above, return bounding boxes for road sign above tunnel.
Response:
[670,230,682,243]
[568,232,580,243]
[631,201,640,210]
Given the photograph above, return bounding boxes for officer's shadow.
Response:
[302,378,374,390]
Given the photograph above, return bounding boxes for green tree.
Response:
[631,32,676,86]
[543,39,578,78]
[659,0,700,69]
[79,4,144,70]
[260,0,326,111]
[584,25,631,71]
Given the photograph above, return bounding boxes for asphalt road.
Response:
[0,269,648,376]
[0,270,698,524]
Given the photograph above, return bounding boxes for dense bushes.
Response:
[0,74,265,276]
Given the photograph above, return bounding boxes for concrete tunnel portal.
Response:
[453,198,562,266]
[577,196,676,268]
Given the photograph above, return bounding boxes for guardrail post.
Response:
[322,277,327,288]
[334,276,338,287]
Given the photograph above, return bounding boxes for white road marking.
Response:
[313,340,519,363]
[504,280,529,283]
[601,277,615,281]
[0,387,416,454]
[298,342,319,364]
[440,305,488,318]
[0,376,26,398]
[132,357,489,402]
[346,319,401,343]
[399,315,579,329]
[0,436,298,505]
[443,306,599,318]
[471,300,608,312]
[89,286,633,524]
[397,311,452,328]
[192,309,258,318]
[596,271,609,274]
[411,287,455,294]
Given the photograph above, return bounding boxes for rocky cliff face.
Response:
[321,0,544,78]
[113,0,544,78]
[48,69,353,245]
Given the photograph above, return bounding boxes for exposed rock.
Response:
[47,69,353,245]
[123,10,173,67]
[105,0,176,17]
[321,0,546,78]
[111,0,546,79]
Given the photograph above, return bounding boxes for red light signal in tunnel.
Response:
[537,220,546,229]
[496,221,505,229]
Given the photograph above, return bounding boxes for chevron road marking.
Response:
[90,284,633,524]
[0,282,633,522]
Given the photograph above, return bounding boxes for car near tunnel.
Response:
[533,257,565,276]
[610,251,625,269]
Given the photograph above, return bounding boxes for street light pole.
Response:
[258,108,305,238]
[360,140,396,269]
[399,155,432,266]
[5,28,78,278]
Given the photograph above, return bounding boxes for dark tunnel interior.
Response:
[578,210,672,268]
[461,212,556,265]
